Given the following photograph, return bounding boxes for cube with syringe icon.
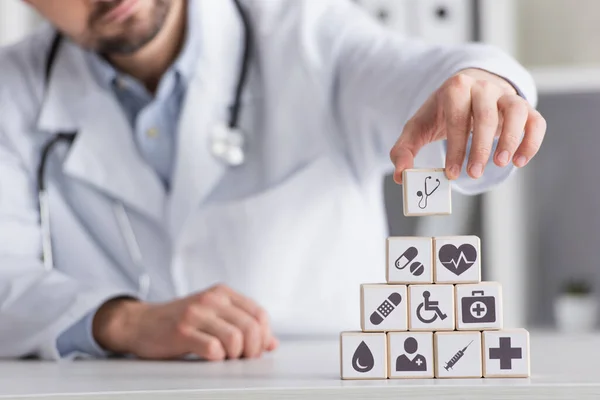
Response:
[435,332,483,378]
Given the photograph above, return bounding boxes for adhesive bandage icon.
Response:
[370,292,402,325]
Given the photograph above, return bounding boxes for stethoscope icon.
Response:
[417,176,440,210]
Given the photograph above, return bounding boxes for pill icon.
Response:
[410,261,425,276]
[395,247,418,270]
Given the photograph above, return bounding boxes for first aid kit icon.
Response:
[461,290,496,323]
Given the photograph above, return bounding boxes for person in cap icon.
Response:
[396,337,427,372]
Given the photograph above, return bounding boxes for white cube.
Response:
[483,329,530,378]
[340,332,388,379]
[361,284,408,332]
[386,237,433,284]
[433,236,481,283]
[402,169,452,216]
[434,331,483,378]
[455,282,503,331]
[387,332,434,379]
[408,284,455,331]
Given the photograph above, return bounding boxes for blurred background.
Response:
[1,0,599,334]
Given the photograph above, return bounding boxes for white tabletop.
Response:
[0,330,598,400]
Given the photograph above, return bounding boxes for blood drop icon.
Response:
[352,341,375,373]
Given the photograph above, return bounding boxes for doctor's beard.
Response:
[87,0,171,54]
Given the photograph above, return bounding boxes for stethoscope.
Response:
[37,0,252,299]
[417,176,440,210]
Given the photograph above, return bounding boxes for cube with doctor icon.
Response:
[387,332,434,379]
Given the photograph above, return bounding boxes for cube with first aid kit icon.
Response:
[402,169,452,216]
[386,237,433,284]
[455,282,503,331]
[361,284,408,332]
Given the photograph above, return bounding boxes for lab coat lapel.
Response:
[36,39,165,224]
[168,0,246,241]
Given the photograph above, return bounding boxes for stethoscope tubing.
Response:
[36,0,252,297]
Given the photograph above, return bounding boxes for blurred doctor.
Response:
[0,0,545,361]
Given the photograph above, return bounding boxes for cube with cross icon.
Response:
[482,330,530,378]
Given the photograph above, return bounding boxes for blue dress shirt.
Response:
[56,3,199,358]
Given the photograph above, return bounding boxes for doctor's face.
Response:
[25,0,173,54]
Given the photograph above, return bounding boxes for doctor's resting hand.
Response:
[93,285,278,360]
[390,68,546,183]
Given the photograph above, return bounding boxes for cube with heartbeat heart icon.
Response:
[433,236,481,284]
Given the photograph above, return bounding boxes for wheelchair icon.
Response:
[416,291,448,323]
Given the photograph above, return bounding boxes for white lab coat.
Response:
[0,0,536,359]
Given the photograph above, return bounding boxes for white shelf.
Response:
[530,65,600,94]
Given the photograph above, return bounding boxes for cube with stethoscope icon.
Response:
[341,211,530,379]
[402,168,452,216]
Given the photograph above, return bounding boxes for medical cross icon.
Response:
[489,337,522,370]
[471,302,487,317]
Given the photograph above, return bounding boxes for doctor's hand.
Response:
[390,68,546,183]
[93,284,279,361]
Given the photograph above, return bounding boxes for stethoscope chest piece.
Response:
[210,124,245,167]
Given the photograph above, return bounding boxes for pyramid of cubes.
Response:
[339,169,531,380]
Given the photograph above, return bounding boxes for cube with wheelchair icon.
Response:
[408,284,455,331]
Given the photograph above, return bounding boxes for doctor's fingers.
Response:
[175,326,227,361]
[214,284,271,326]
[193,314,246,359]
[442,74,477,180]
[216,305,266,359]
[466,81,503,179]
[216,285,277,350]
[389,114,431,184]
[495,94,546,168]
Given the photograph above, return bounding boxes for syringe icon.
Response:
[443,340,474,371]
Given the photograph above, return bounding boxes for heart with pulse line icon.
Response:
[438,244,477,276]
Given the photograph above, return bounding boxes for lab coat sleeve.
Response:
[56,309,109,358]
[0,126,131,360]
[314,0,537,194]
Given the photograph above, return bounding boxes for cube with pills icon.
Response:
[361,284,408,332]
[386,237,433,284]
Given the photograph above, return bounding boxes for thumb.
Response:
[390,120,427,184]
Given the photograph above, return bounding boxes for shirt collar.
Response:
[84,0,200,92]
